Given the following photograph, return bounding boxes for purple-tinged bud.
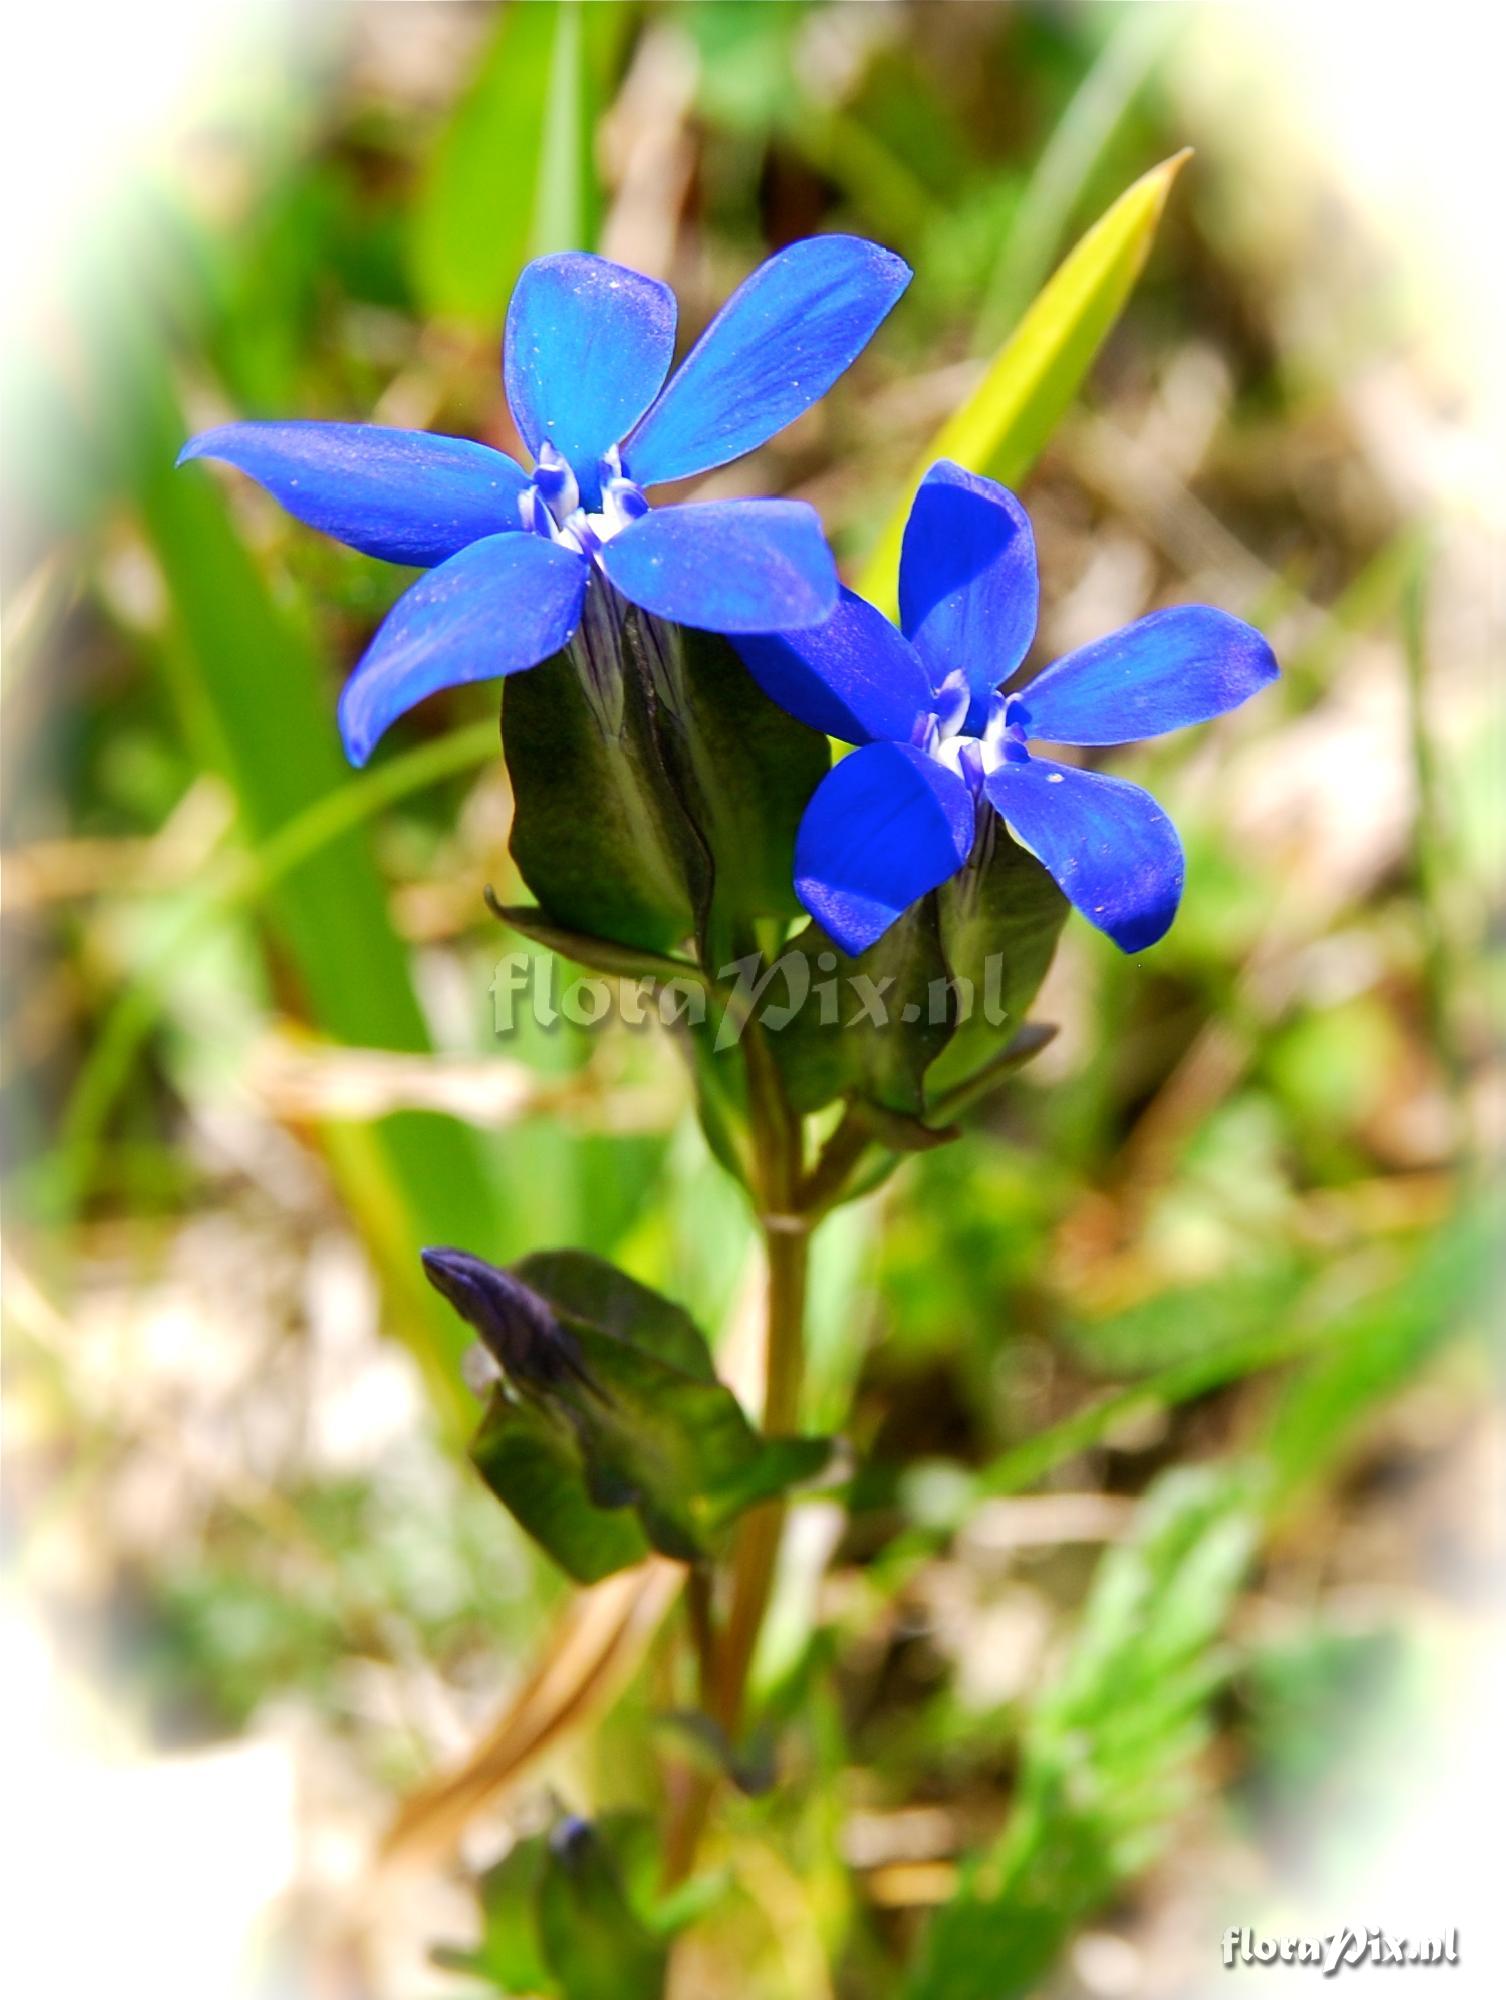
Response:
[548,1815,594,1863]
[420,1247,599,1394]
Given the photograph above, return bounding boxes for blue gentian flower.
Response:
[178,237,911,765]
[737,461,1278,956]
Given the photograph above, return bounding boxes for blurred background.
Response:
[2,3,1500,1996]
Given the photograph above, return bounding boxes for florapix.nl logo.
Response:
[1222,1927,1460,1975]
[490,947,1028,1052]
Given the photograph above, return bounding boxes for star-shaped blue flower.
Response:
[178,237,910,765]
[737,462,1279,957]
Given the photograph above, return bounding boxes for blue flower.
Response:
[737,461,1279,957]
[178,237,911,765]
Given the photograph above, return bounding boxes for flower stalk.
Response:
[662,1130,812,1889]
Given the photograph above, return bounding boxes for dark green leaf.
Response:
[514,1251,718,1382]
[504,637,711,957]
[774,902,958,1118]
[444,1250,832,1578]
[922,821,1068,1108]
[433,1834,558,1994]
[471,1390,651,1585]
[537,1817,669,2000]
[553,1319,826,1561]
[623,615,831,965]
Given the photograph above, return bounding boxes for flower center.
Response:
[519,443,648,561]
[917,680,1031,794]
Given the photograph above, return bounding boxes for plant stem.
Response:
[662,1213,810,1889]
[799,1103,875,1218]
[685,1563,717,1711]
[663,1019,811,1887]
[715,1215,809,1733]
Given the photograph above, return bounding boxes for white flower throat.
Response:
[518,441,648,561]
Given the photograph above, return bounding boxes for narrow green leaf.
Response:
[57,719,500,1223]
[55,234,502,1426]
[531,0,598,261]
[487,892,706,985]
[627,617,831,968]
[1265,1205,1493,1503]
[859,150,1191,615]
[972,8,1177,350]
[408,0,615,328]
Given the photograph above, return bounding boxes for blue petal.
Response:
[899,461,1038,717]
[621,235,911,488]
[177,422,529,566]
[1012,606,1280,746]
[734,589,932,745]
[795,741,976,957]
[503,254,676,505]
[599,500,837,633]
[337,533,588,766]
[984,756,1184,953]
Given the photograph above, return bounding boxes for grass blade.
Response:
[972,9,1177,352]
[409,0,617,328]
[908,1467,1257,2000]
[43,243,506,1426]
[858,150,1190,615]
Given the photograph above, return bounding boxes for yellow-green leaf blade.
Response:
[858,149,1191,615]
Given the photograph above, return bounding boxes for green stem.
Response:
[685,1563,717,1711]
[663,1009,811,1886]
[662,1212,810,1890]
[715,1215,809,1731]
[799,1103,878,1218]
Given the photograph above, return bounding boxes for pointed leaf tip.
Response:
[858,148,1193,615]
